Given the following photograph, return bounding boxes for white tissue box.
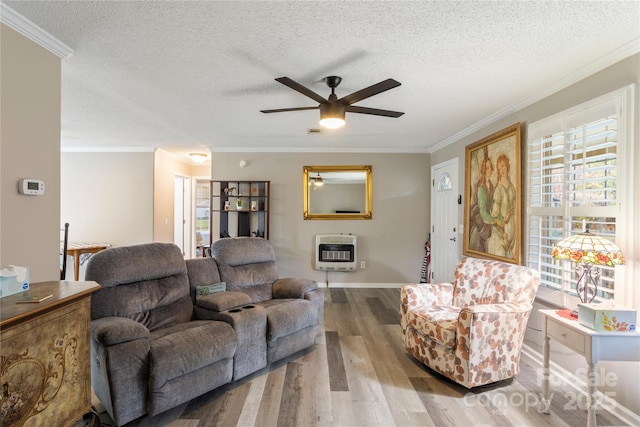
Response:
[0,265,29,297]
[578,303,637,332]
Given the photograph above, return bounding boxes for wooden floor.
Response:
[89,288,629,427]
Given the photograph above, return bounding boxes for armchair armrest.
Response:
[456,303,535,381]
[195,291,252,312]
[401,282,454,311]
[272,278,318,299]
[460,301,533,317]
[91,317,150,346]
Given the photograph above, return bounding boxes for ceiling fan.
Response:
[260,76,404,129]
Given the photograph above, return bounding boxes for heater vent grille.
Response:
[315,234,357,271]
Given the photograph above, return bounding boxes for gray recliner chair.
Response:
[188,237,324,373]
[86,243,237,426]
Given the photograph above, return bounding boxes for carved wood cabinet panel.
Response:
[1,281,100,427]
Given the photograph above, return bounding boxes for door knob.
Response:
[450,237,456,242]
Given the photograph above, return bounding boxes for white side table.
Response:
[539,309,640,427]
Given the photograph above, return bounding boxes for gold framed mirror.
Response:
[303,165,372,220]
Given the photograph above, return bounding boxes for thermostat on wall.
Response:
[18,178,45,195]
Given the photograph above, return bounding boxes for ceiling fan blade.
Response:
[275,77,327,104]
[338,78,401,105]
[346,105,404,118]
[260,106,320,113]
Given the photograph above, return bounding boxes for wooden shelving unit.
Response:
[209,180,270,245]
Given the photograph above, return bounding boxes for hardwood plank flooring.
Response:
[87,288,631,427]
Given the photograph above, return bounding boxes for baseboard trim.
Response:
[521,344,640,426]
[321,282,404,289]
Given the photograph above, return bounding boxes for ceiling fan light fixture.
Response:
[319,103,346,129]
[314,173,324,187]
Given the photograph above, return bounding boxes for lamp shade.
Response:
[319,103,346,129]
[552,231,625,266]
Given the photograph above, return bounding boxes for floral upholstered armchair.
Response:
[401,257,540,388]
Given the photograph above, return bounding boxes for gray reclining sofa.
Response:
[86,238,323,426]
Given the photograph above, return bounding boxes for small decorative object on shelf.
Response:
[236,197,243,210]
[224,200,230,211]
[251,201,257,211]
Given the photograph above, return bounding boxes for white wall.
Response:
[61,150,211,251]
[61,152,155,246]
[1,25,61,282]
[430,53,640,416]
[210,152,430,285]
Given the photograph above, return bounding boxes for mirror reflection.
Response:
[303,165,372,220]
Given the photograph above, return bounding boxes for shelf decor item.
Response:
[236,197,243,210]
[552,228,625,305]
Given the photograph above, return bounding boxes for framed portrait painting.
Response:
[463,123,522,264]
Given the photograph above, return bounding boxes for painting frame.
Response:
[463,123,522,265]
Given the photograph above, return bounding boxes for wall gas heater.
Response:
[315,234,357,271]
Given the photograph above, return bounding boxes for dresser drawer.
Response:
[546,318,586,354]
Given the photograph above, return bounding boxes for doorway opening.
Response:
[174,175,191,257]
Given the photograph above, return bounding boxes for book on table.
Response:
[15,292,53,304]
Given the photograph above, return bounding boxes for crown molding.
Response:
[61,146,155,153]
[210,146,430,154]
[428,38,640,154]
[0,3,73,59]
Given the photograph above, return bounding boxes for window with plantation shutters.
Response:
[526,86,633,307]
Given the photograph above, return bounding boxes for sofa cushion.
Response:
[407,305,460,349]
[149,320,236,391]
[210,237,276,265]
[196,291,252,312]
[218,262,277,303]
[258,299,320,342]
[87,243,193,331]
[185,257,222,297]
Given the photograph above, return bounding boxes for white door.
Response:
[174,175,191,257]
[431,158,459,282]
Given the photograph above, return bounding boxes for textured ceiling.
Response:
[3,1,639,160]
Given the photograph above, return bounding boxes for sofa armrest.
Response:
[195,291,252,312]
[91,317,150,346]
[272,278,318,299]
[90,317,151,425]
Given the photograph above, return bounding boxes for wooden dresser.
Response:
[1,281,100,427]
